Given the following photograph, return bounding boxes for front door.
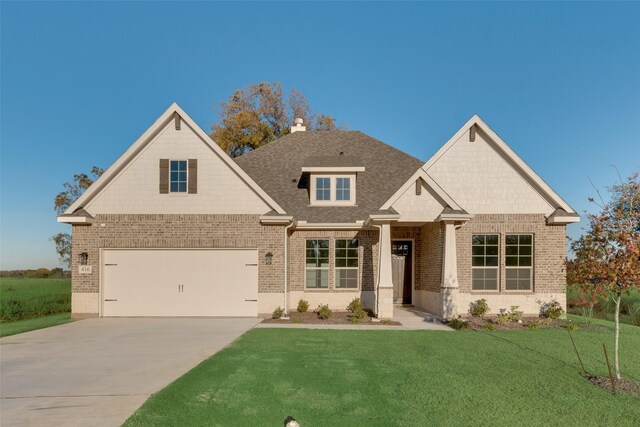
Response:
[391,241,412,304]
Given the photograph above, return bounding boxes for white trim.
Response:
[546,215,580,225]
[295,221,366,230]
[62,103,286,216]
[437,213,474,222]
[259,215,294,224]
[380,169,462,211]
[471,233,500,292]
[304,238,330,290]
[422,114,577,214]
[309,174,357,206]
[57,216,94,224]
[301,166,365,173]
[504,233,534,292]
[334,238,360,290]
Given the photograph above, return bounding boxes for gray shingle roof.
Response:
[234,131,424,223]
[302,155,363,168]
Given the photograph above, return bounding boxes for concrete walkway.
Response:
[256,307,452,331]
[0,317,259,427]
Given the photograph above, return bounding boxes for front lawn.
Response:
[0,277,72,337]
[125,316,640,426]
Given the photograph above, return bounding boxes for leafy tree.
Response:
[569,171,640,379]
[210,82,339,157]
[52,167,104,267]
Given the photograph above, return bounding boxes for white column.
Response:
[441,221,459,319]
[376,222,394,319]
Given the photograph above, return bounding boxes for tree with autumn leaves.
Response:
[568,172,640,379]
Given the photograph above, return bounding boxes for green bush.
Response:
[315,304,332,320]
[292,318,302,324]
[470,299,489,317]
[508,306,524,322]
[528,322,540,330]
[350,315,362,324]
[347,298,367,320]
[272,307,284,319]
[448,318,469,330]
[297,299,309,313]
[482,323,496,331]
[542,300,564,319]
[566,323,580,331]
[496,309,510,325]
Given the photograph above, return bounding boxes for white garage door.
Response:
[102,249,258,317]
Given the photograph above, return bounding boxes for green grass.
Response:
[125,315,640,427]
[0,277,71,336]
[568,285,640,326]
[0,277,71,321]
[0,312,71,337]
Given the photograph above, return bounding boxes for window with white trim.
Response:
[315,177,331,201]
[335,239,358,289]
[310,174,356,205]
[305,239,329,288]
[472,234,499,290]
[170,160,187,193]
[505,234,533,290]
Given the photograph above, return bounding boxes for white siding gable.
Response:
[86,121,271,214]
[391,180,447,221]
[425,128,554,215]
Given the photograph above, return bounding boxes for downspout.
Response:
[283,221,295,317]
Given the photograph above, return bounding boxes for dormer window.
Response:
[302,155,364,206]
[309,174,356,206]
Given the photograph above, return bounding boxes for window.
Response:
[472,234,499,290]
[335,239,358,288]
[170,160,187,193]
[506,234,533,290]
[305,239,329,288]
[315,177,331,201]
[336,177,351,201]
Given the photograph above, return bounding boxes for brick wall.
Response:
[455,214,566,294]
[288,229,379,293]
[419,222,443,292]
[71,214,285,294]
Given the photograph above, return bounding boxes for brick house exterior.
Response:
[59,104,578,319]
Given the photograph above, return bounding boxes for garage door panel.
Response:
[102,249,258,317]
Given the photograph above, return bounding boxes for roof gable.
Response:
[422,115,576,215]
[63,103,285,215]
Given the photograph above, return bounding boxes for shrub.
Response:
[347,298,367,320]
[272,307,284,319]
[508,306,524,322]
[496,308,511,325]
[297,299,309,313]
[448,318,469,330]
[541,300,564,319]
[566,323,580,331]
[350,315,362,324]
[315,304,332,320]
[292,318,302,324]
[528,322,540,330]
[482,323,496,331]
[470,299,489,317]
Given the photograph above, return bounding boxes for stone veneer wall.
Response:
[455,214,566,295]
[71,214,285,296]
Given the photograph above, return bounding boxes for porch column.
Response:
[376,222,394,319]
[441,221,459,320]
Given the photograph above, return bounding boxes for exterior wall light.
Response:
[79,252,89,265]
[265,252,273,265]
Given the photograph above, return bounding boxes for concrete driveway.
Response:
[0,317,259,427]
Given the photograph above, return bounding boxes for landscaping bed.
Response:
[262,310,401,326]
[456,315,579,331]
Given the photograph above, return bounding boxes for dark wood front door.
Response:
[391,240,413,304]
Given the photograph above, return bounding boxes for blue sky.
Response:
[1,2,639,269]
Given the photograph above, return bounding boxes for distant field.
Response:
[0,277,71,322]
[568,285,640,326]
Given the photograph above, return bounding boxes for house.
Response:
[58,103,579,320]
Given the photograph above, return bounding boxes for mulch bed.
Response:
[262,310,402,326]
[462,315,558,331]
[586,375,640,397]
